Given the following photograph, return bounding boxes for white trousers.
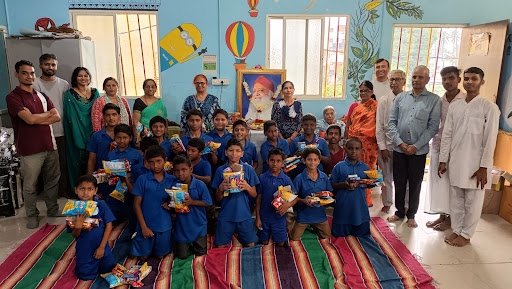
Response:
[424,150,451,214]
[378,150,394,206]
[449,186,485,239]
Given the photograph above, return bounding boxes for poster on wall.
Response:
[469,32,490,56]
[202,55,217,76]
[236,69,286,121]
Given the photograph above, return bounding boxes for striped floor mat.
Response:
[0,218,434,289]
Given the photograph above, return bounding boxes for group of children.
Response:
[72,106,374,281]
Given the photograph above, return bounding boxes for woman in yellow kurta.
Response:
[346,80,378,206]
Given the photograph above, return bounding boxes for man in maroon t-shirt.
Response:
[325,124,346,175]
[6,60,61,229]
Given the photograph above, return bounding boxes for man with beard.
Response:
[245,76,275,120]
[33,54,70,197]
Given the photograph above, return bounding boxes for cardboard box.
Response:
[499,186,512,223]
[494,130,512,177]
[482,189,503,214]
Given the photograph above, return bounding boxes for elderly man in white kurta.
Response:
[438,67,500,247]
[424,66,465,231]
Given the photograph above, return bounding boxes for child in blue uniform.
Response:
[71,175,116,280]
[289,114,330,180]
[330,138,371,237]
[171,155,213,259]
[255,148,295,246]
[207,108,233,168]
[178,109,215,163]
[131,145,177,261]
[232,120,258,170]
[187,138,212,186]
[106,124,143,224]
[212,138,259,247]
[289,147,332,241]
[260,120,290,174]
[150,116,172,160]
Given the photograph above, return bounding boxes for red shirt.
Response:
[6,86,56,156]
[325,146,346,175]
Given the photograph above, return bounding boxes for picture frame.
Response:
[236,69,286,120]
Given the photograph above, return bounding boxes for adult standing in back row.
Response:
[180,74,220,133]
[387,65,441,228]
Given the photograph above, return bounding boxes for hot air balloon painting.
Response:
[225,21,255,70]
[248,0,259,17]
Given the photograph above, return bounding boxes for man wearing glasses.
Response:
[387,65,441,228]
[376,70,406,214]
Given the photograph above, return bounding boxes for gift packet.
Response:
[135,122,152,143]
[298,142,319,151]
[284,156,301,173]
[109,180,128,202]
[101,263,151,288]
[223,164,244,196]
[93,169,109,184]
[164,161,173,174]
[62,200,98,217]
[203,141,221,155]
[165,183,190,213]
[66,216,99,231]
[103,159,128,177]
[271,185,298,212]
[123,262,152,284]
[309,191,335,207]
[170,134,186,153]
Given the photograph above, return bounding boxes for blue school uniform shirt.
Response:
[174,177,213,243]
[329,158,371,226]
[241,140,258,166]
[211,162,260,222]
[193,159,212,178]
[180,132,213,149]
[107,147,143,169]
[132,172,177,232]
[260,138,290,173]
[207,129,233,162]
[87,128,114,170]
[159,138,172,161]
[293,169,332,224]
[258,170,295,223]
[130,162,150,184]
[289,135,330,172]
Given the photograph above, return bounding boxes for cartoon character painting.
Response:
[160,23,207,71]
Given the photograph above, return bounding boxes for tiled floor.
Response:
[1,185,511,289]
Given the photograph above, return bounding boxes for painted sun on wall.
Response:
[160,23,208,71]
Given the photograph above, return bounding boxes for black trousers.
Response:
[393,151,426,219]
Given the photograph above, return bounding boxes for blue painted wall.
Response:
[0,0,7,27]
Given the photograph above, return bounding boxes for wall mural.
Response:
[303,0,317,12]
[225,21,255,70]
[160,23,208,71]
[347,0,423,99]
[248,0,259,17]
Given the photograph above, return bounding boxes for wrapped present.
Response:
[62,200,98,217]
[222,164,244,196]
[109,180,128,202]
[65,216,100,230]
[93,169,108,184]
[103,160,127,177]
[170,134,186,153]
[165,183,190,213]
[284,156,301,173]
[203,141,221,155]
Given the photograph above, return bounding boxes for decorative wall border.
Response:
[68,1,161,10]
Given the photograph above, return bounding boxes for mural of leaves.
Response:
[347,0,423,100]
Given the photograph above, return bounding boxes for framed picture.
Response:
[236,69,286,120]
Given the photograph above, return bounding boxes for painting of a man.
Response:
[245,75,277,120]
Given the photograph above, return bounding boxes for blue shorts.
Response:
[131,226,172,257]
[258,219,288,243]
[215,219,257,246]
[75,243,116,280]
[332,222,370,237]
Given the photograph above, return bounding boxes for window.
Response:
[391,25,464,95]
[71,10,159,98]
[267,15,349,99]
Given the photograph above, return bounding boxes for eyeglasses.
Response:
[77,187,95,192]
[390,78,403,82]
[195,82,206,86]
[359,89,371,94]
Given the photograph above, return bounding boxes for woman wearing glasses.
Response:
[132,79,168,133]
[180,74,221,133]
[345,80,378,207]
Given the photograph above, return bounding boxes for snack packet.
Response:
[109,180,128,202]
[165,184,190,213]
[223,171,244,196]
[62,200,98,217]
[135,122,150,143]
[170,134,186,153]
[101,273,124,288]
[284,156,301,173]
[103,160,127,177]
[203,141,221,155]
[164,161,173,174]
[309,191,335,207]
[93,169,108,184]
[65,216,100,231]
[272,185,297,212]
[124,262,152,283]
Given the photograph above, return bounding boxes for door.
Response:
[458,20,509,103]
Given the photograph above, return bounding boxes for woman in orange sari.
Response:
[345,80,378,206]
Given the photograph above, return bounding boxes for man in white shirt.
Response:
[376,70,405,213]
[373,59,392,100]
[424,66,465,231]
[438,67,500,247]
[33,54,70,197]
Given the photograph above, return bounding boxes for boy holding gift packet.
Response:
[329,138,371,237]
[207,109,233,166]
[150,116,172,161]
[289,147,332,241]
[187,138,212,186]
[71,175,116,280]
[87,103,120,174]
[211,138,259,247]
[171,155,213,259]
[131,145,177,261]
[255,148,295,246]
[232,119,259,170]
[260,120,290,174]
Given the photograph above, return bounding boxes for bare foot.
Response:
[448,236,470,247]
[426,215,446,228]
[433,217,451,231]
[407,219,418,228]
[444,233,458,244]
[387,215,402,222]
[381,206,391,214]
